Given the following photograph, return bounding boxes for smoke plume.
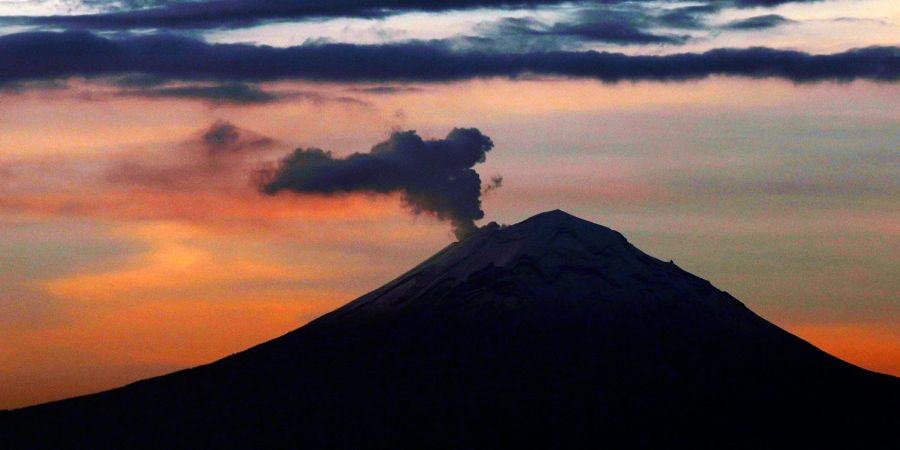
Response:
[259,128,496,239]
[202,120,275,155]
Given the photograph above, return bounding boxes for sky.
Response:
[0,0,898,409]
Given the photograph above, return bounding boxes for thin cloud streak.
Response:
[723,14,795,30]
[118,83,285,105]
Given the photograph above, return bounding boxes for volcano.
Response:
[3,210,898,449]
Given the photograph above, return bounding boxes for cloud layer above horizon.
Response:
[1,0,897,96]
[6,1,822,31]
[1,31,897,88]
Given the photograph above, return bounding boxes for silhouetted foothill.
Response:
[2,210,898,449]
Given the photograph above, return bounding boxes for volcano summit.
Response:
[3,210,898,449]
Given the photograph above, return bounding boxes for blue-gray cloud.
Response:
[349,85,423,94]
[121,82,285,104]
[9,1,825,31]
[13,1,573,30]
[114,81,369,105]
[1,31,896,85]
[723,14,795,30]
[657,4,723,29]
[469,12,688,48]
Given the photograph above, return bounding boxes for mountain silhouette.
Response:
[3,210,898,449]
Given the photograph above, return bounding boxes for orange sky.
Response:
[1,77,898,409]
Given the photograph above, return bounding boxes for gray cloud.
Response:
[106,120,277,189]
[482,175,503,194]
[460,6,691,52]
[349,85,423,94]
[17,1,822,31]
[121,82,286,105]
[110,79,370,106]
[259,128,497,239]
[657,4,722,29]
[201,120,275,154]
[544,7,689,45]
[723,14,795,30]
[0,79,68,93]
[15,1,578,30]
[2,32,896,85]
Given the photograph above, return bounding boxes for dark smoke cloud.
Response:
[483,175,503,194]
[260,128,496,239]
[0,32,897,85]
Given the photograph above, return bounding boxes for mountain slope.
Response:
[3,210,898,449]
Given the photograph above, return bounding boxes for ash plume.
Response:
[202,120,275,155]
[259,128,497,239]
[483,175,503,195]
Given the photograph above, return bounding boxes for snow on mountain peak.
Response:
[330,210,722,318]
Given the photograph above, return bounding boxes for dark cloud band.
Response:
[11,1,821,30]
[2,31,897,85]
[11,1,571,30]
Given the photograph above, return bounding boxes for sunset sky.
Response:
[1,0,898,409]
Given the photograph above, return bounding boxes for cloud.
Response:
[0,79,68,94]
[114,81,370,106]
[119,82,286,105]
[259,128,497,239]
[13,1,823,31]
[547,19,687,46]
[201,120,275,154]
[541,6,693,46]
[17,1,575,30]
[349,85,423,94]
[464,12,686,51]
[723,14,795,30]
[482,175,503,194]
[656,4,722,29]
[1,31,896,85]
[73,1,177,12]
[105,120,277,190]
